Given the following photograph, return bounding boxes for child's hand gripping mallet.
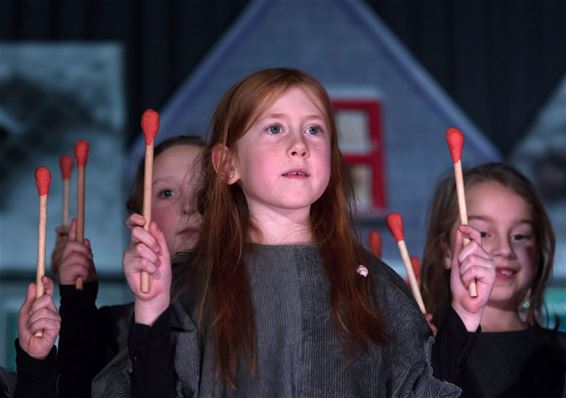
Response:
[74,140,89,290]
[140,109,160,293]
[34,166,51,337]
[445,128,477,297]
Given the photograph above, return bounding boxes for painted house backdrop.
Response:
[128,0,500,274]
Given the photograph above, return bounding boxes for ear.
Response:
[211,144,239,185]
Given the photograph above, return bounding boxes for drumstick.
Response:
[445,128,477,297]
[368,231,382,257]
[59,155,73,226]
[34,166,51,337]
[386,212,426,314]
[74,140,89,290]
[140,109,159,293]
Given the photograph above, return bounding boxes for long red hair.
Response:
[185,68,387,388]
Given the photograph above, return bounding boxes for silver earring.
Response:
[228,172,234,180]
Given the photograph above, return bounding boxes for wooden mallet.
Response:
[140,109,160,293]
[368,231,382,258]
[74,140,89,290]
[59,155,73,226]
[445,128,477,297]
[34,166,51,337]
[386,212,426,314]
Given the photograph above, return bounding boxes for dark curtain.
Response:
[1,0,565,157]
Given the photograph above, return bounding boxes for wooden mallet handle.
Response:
[59,155,73,226]
[74,140,89,290]
[34,166,51,337]
[445,128,477,297]
[368,231,382,258]
[386,213,427,314]
[141,109,160,293]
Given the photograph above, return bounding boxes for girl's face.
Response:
[152,144,203,254]
[464,181,537,309]
[230,87,331,221]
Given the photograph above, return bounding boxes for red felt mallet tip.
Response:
[59,155,73,180]
[386,212,404,243]
[445,127,464,163]
[35,166,52,196]
[74,140,89,167]
[369,231,382,257]
[141,109,160,145]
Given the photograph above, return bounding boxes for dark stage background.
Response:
[1,0,565,157]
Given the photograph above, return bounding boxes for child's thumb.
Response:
[21,283,36,311]
[69,218,78,241]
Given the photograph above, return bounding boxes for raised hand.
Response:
[54,218,96,285]
[18,277,61,359]
[450,225,496,331]
[123,218,171,326]
[51,224,70,274]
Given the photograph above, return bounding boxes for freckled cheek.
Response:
[152,208,176,241]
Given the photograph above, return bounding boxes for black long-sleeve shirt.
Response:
[14,341,57,398]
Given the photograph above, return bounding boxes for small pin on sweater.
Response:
[357,265,368,277]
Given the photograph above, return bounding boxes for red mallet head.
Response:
[445,127,464,163]
[141,109,160,145]
[35,166,52,196]
[386,212,404,243]
[368,231,382,257]
[59,155,73,180]
[74,140,89,167]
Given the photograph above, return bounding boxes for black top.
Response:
[57,282,133,397]
[434,307,566,398]
[13,341,57,398]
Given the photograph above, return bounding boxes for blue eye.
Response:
[266,124,282,135]
[306,125,322,136]
[158,189,174,198]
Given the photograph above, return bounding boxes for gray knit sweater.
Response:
[92,245,460,397]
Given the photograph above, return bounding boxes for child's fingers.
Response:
[125,213,146,230]
[28,315,60,336]
[131,226,161,254]
[150,222,169,261]
[19,283,36,316]
[130,254,158,275]
[61,240,92,260]
[59,253,92,277]
[85,238,93,254]
[55,224,70,240]
[28,293,56,315]
[458,225,482,244]
[41,276,54,296]
[68,218,78,241]
[460,262,495,288]
[26,306,60,330]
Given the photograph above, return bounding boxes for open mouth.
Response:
[178,228,198,236]
[282,170,309,177]
[495,267,517,279]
